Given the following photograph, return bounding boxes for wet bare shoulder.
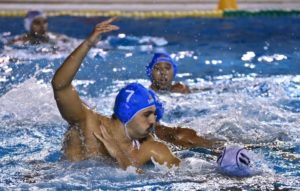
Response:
[171,82,191,94]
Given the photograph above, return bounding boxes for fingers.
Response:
[94,125,109,141]
[96,17,118,28]
[94,132,103,141]
[94,125,115,149]
[99,124,110,138]
[94,24,119,35]
[95,25,119,32]
[110,25,120,31]
[102,16,118,25]
[93,17,119,35]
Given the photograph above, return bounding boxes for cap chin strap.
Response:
[124,124,140,150]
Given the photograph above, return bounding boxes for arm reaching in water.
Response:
[51,17,119,124]
[155,124,223,149]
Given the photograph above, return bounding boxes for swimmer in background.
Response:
[147,52,191,94]
[147,53,212,94]
[52,17,219,171]
[9,10,68,45]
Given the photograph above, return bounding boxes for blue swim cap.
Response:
[24,10,47,31]
[114,83,164,125]
[146,52,177,81]
[217,145,259,177]
[148,89,164,121]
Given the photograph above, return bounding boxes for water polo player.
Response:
[146,52,191,93]
[9,10,68,45]
[52,17,217,170]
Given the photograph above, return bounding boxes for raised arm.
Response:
[51,17,119,124]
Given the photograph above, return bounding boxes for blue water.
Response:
[0,16,300,190]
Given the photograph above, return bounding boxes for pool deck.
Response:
[0,0,300,11]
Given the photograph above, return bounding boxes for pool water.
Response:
[0,16,300,190]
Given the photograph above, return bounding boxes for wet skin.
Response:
[151,62,174,91]
[126,106,156,139]
[150,61,191,93]
[52,17,217,171]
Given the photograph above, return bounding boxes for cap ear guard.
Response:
[114,102,130,124]
[148,89,164,121]
[154,100,164,121]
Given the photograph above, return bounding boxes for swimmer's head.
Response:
[217,145,259,177]
[113,83,164,139]
[146,53,177,90]
[24,10,48,35]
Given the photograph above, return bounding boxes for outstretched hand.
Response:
[94,124,120,159]
[92,17,119,37]
[94,124,137,170]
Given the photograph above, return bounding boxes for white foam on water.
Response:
[155,75,300,144]
[0,77,63,124]
[0,56,299,189]
[1,38,82,61]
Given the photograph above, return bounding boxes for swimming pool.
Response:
[0,15,300,190]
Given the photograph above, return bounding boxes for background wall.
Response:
[0,0,300,11]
